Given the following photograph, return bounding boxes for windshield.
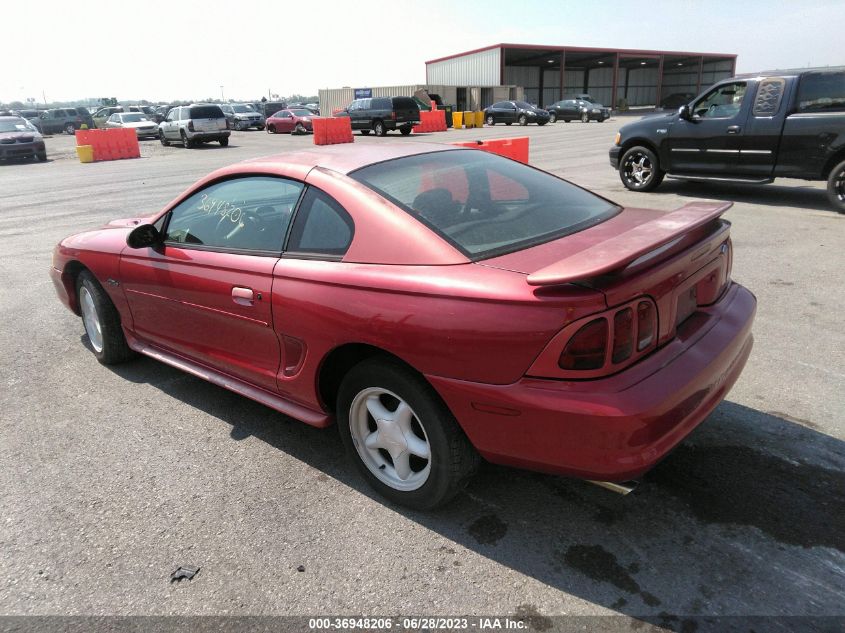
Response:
[514,101,533,109]
[232,105,254,113]
[120,113,148,122]
[351,150,619,259]
[290,109,312,116]
[0,119,36,133]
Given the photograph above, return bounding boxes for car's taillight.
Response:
[188,120,195,132]
[612,308,634,363]
[559,319,607,370]
[636,301,656,351]
[391,111,397,120]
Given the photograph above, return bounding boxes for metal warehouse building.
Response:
[426,43,737,108]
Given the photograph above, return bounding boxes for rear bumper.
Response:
[428,283,756,481]
[187,131,230,141]
[609,145,622,168]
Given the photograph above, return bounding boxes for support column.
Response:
[696,56,704,94]
[500,47,506,86]
[559,50,566,100]
[611,53,620,109]
[655,54,664,107]
[538,64,544,106]
[731,56,737,77]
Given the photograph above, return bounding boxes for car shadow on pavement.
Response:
[109,356,845,625]
[652,179,836,213]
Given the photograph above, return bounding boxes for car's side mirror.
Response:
[126,224,162,249]
[678,104,693,121]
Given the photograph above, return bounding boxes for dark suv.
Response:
[38,107,95,135]
[335,96,420,136]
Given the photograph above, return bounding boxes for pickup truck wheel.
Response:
[337,358,479,510]
[486,114,495,125]
[373,120,386,136]
[828,159,845,213]
[65,123,76,135]
[159,130,169,146]
[620,146,665,192]
[549,112,557,123]
[518,114,528,126]
[76,271,136,365]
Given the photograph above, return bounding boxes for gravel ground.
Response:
[0,120,843,629]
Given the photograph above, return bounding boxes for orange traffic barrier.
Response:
[313,117,353,146]
[452,137,530,164]
[74,128,140,162]
[412,110,448,134]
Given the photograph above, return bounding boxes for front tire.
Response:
[581,112,589,123]
[486,114,495,126]
[65,123,76,135]
[159,130,169,146]
[76,271,136,365]
[619,145,665,192]
[828,159,845,213]
[36,151,47,162]
[219,136,229,146]
[294,122,306,135]
[373,120,386,136]
[337,358,479,510]
[518,114,528,126]
[549,112,557,123]
[268,124,276,134]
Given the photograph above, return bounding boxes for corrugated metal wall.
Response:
[427,48,501,86]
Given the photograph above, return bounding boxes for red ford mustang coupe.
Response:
[50,143,755,509]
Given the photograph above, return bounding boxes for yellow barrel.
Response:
[475,111,484,127]
[452,111,463,129]
[76,145,94,163]
[464,111,474,128]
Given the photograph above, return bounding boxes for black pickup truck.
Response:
[609,69,845,212]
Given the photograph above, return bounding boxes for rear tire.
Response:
[827,159,845,214]
[76,271,136,365]
[337,358,479,510]
[181,132,192,148]
[400,125,412,136]
[65,123,76,135]
[619,145,665,192]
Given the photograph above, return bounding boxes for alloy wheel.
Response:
[623,152,654,187]
[79,286,103,353]
[348,387,431,491]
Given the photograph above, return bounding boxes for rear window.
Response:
[798,71,845,113]
[350,150,620,260]
[188,105,224,119]
[391,97,418,111]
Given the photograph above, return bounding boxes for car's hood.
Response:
[107,216,152,228]
[0,130,41,141]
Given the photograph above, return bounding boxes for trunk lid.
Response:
[481,202,734,344]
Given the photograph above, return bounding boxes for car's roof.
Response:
[0,115,26,121]
[239,142,460,176]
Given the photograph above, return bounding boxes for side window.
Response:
[694,82,747,119]
[166,108,179,122]
[286,189,354,258]
[54,109,66,117]
[164,177,304,252]
[753,78,786,117]
[797,71,845,113]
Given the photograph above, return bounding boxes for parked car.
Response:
[658,92,696,111]
[266,108,313,134]
[93,106,152,128]
[259,101,288,119]
[335,96,420,136]
[50,143,755,509]
[546,99,611,123]
[158,104,230,148]
[484,101,550,126]
[17,109,44,132]
[104,112,160,139]
[152,105,174,124]
[0,116,46,161]
[220,104,265,130]
[610,69,845,212]
[39,108,95,135]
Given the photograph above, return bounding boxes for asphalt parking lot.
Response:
[1,120,843,628]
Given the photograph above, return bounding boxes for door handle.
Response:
[232,286,254,306]
[726,125,741,134]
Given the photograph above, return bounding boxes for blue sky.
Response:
[2,0,842,103]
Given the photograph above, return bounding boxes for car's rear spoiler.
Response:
[526,201,732,286]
